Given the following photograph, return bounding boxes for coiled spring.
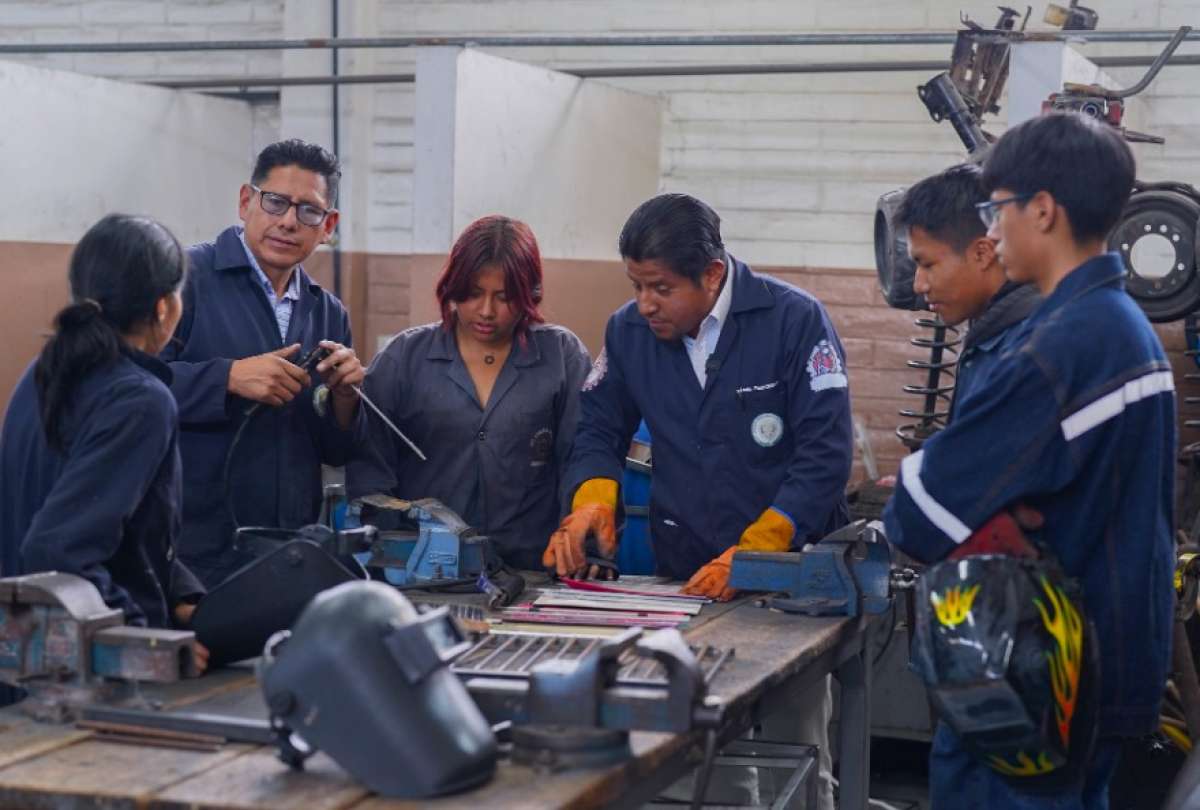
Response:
[896,316,962,451]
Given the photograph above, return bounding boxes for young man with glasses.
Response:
[161,139,366,588]
[884,113,1175,808]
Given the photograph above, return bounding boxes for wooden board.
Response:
[0,738,251,809]
[0,712,92,770]
[152,751,367,810]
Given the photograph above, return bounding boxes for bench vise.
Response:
[728,520,892,617]
[354,496,489,587]
[0,572,199,720]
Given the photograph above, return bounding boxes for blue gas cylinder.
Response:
[619,422,657,575]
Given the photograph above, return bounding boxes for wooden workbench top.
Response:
[0,585,867,810]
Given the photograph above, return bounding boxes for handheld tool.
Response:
[348,382,427,461]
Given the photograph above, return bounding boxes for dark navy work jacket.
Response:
[0,349,204,627]
[347,323,590,570]
[160,226,361,587]
[948,281,1041,422]
[565,257,854,580]
[884,254,1175,737]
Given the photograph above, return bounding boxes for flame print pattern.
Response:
[931,583,981,627]
[1034,576,1084,749]
[988,750,1055,777]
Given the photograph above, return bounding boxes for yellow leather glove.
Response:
[682,508,795,601]
[542,478,619,579]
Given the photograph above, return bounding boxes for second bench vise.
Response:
[728,519,892,617]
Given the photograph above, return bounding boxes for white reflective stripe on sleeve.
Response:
[899,450,971,544]
[1060,369,1175,441]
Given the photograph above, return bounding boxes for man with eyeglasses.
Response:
[161,139,365,588]
[884,113,1175,808]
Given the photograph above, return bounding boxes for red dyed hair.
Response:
[436,215,545,339]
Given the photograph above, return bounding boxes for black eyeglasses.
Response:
[975,193,1033,229]
[250,185,331,227]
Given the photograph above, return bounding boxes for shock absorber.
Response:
[896,315,962,451]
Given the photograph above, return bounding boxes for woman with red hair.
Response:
[347,215,590,569]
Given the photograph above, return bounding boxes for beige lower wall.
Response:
[5,239,1198,487]
[0,242,72,412]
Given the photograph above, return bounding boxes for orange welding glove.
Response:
[542,478,619,579]
[682,507,795,601]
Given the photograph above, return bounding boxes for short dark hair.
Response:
[252,139,342,205]
[981,113,1135,242]
[896,163,988,252]
[618,193,725,283]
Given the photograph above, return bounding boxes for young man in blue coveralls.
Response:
[897,162,1041,415]
[884,113,1176,809]
[544,193,853,809]
[160,140,366,588]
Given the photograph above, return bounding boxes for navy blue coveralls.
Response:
[884,255,1175,807]
[160,226,362,587]
[948,281,1041,422]
[564,257,854,580]
[0,348,205,627]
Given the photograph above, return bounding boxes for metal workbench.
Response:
[0,585,876,809]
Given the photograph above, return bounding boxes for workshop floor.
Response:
[863,738,930,810]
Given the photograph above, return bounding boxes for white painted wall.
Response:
[413,47,661,259]
[0,59,252,245]
[2,0,1199,266]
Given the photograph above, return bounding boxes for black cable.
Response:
[871,598,899,671]
[222,346,330,533]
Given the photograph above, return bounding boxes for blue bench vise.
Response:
[355,496,489,587]
[728,520,892,617]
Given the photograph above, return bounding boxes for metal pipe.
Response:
[1113,25,1192,98]
[330,0,342,300]
[2,29,1197,55]
[145,51,1199,92]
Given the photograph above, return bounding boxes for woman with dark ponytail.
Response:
[0,214,208,672]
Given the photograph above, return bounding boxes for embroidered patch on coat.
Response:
[752,413,785,447]
[582,347,608,392]
[807,340,848,392]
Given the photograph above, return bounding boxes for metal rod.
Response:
[474,635,517,670]
[2,29,1196,55]
[330,0,342,300]
[141,52,1200,92]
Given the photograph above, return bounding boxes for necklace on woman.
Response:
[484,354,496,365]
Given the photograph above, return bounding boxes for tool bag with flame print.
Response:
[911,554,1100,792]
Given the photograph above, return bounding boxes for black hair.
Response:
[252,138,342,206]
[618,193,725,284]
[35,214,187,451]
[897,163,988,252]
[980,112,1135,242]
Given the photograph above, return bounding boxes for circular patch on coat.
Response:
[751,412,785,447]
[530,427,554,467]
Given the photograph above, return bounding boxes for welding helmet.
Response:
[911,554,1099,792]
[258,581,496,797]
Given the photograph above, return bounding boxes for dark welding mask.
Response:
[911,554,1099,792]
[258,581,496,797]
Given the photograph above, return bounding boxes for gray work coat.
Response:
[347,322,590,569]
